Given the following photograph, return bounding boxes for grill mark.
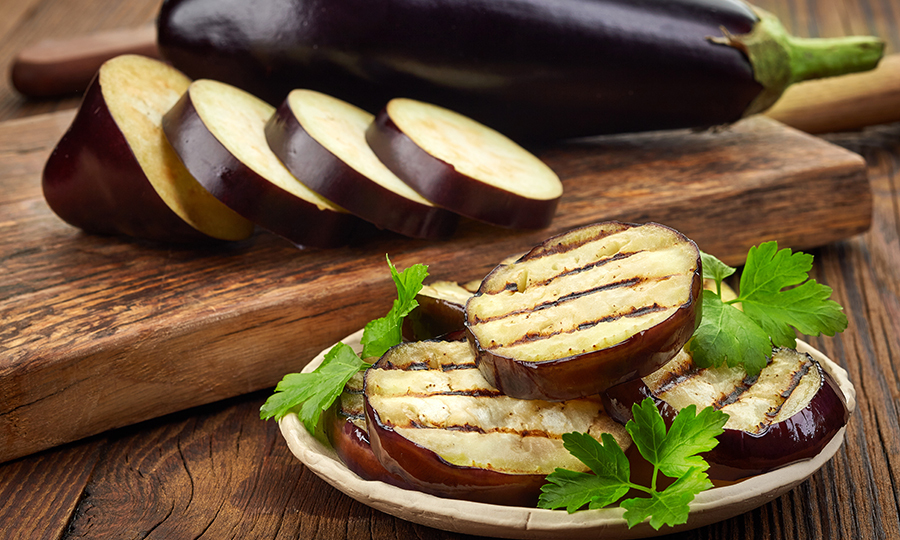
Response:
[381,361,476,372]
[526,225,631,259]
[472,276,647,325]
[391,421,563,440]
[651,360,703,394]
[441,362,477,371]
[489,251,638,294]
[373,383,505,399]
[711,375,759,410]
[759,355,815,426]
[487,301,673,350]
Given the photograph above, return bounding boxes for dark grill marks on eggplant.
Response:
[641,347,821,435]
[468,222,701,364]
[602,345,849,478]
[364,339,631,481]
[466,222,702,400]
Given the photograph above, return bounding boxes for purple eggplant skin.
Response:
[602,361,850,481]
[43,74,213,244]
[323,404,415,490]
[161,87,365,249]
[157,0,766,143]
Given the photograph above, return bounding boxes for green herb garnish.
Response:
[259,255,428,430]
[538,398,727,530]
[688,241,848,375]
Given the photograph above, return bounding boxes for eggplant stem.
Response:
[711,5,884,116]
[784,34,884,85]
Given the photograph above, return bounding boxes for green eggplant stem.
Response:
[711,5,885,116]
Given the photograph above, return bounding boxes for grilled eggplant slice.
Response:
[366,98,562,229]
[401,280,478,342]
[466,222,702,401]
[325,371,413,488]
[603,347,849,479]
[265,89,459,239]
[364,339,630,506]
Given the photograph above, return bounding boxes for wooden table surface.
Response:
[2,0,899,539]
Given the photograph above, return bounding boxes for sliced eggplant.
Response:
[325,371,413,488]
[265,89,459,239]
[43,55,254,244]
[401,280,477,342]
[366,98,562,229]
[466,222,702,401]
[364,339,630,506]
[602,347,850,479]
[162,79,364,248]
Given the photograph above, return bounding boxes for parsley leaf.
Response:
[627,399,723,479]
[538,398,727,530]
[361,255,429,359]
[689,241,847,375]
[258,342,366,431]
[620,467,711,529]
[738,243,847,347]
[539,433,632,513]
[260,256,428,428]
[691,290,773,375]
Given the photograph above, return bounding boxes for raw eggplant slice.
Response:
[466,221,702,401]
[364,340,630,506]
[602,347,850,479]
[366,98,562,229]
[325,371,413,489]
[43,55,254,243]
[265,89,459,239]
[163,79,363,248]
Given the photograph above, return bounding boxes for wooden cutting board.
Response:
[0,110,870,463]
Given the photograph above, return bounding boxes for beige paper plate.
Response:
[279,332,855,539]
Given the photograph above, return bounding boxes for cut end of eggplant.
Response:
[99,56,255,241]
[367,98,562,229]
[43,54,254,243]
[364,339,629,505]
[266,89,459,239]
[162,79,360,248]
[603,346,850,479]
[466,221,702,401]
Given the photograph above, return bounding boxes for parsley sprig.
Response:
[688,241,848,375]
[259,255,428,431]
[539,398,728,530]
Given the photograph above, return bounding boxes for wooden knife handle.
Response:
[8,25,900,134]
[10,25,158,98]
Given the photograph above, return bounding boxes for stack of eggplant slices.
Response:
[41,55,563,247]
[328,222,850,506]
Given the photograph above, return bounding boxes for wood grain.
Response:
[0,109,872,463]
[0,1,898,540]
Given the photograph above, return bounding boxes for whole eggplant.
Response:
[156,0,883,143]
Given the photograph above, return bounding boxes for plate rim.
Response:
[278,333,854,539]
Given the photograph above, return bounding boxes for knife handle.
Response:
[765,54,900,133]
[10,25,158,98]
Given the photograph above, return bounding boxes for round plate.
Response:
[278,332,855,539]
